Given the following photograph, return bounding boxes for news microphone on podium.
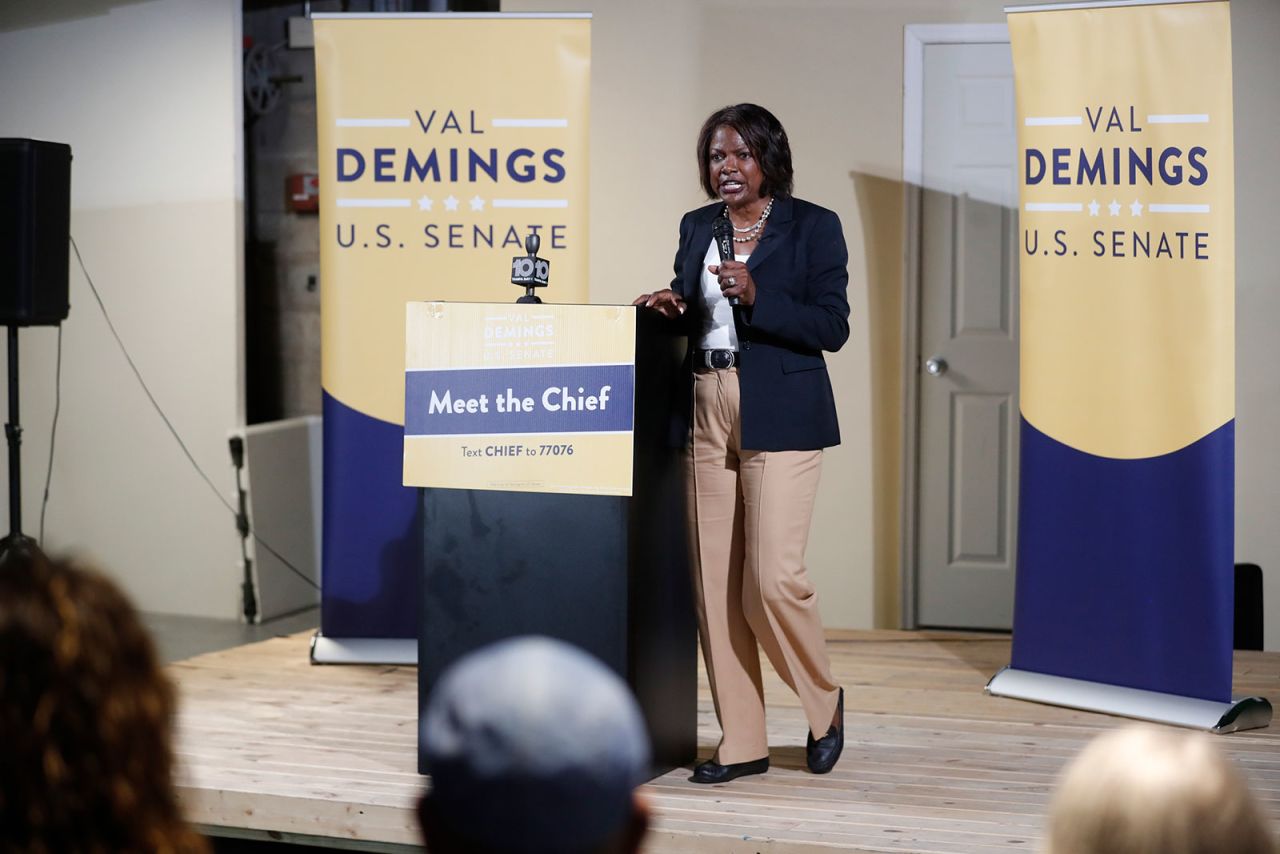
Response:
[712,215,739,307]
[511,232,549,304]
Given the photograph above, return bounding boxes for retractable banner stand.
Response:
[988,0,1270,730]
[311,14,590,663]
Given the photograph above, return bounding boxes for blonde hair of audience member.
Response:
[0,551,209,853]
[1046,724,1276,854]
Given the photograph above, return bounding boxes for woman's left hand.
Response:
[708,261,755,306]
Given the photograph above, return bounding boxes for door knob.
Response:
[925,357,948,376]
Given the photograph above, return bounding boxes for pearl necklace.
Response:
[727,197,774,244]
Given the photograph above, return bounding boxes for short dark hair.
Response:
[696,104,794,200]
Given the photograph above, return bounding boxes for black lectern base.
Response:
[416,308,697,778]
[418,487,697,776]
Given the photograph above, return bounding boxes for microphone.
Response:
[511,231,550,304]
[712,215,739,307]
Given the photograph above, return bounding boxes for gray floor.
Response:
[144,607,320,664]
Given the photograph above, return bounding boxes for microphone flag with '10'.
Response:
[511,232,549,304]
[510,232,550,287]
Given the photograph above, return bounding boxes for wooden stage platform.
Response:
[171,630,1280,852]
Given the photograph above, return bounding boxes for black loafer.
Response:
[688,756,769,784]
[806,687,844,774]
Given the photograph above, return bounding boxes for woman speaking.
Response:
[635,104,849,784]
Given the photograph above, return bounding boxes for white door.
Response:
[914,40,1020,629]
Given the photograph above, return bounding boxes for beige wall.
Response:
[0,0,245,618]
[508,0,1006,628]
[1231,0,1280,650]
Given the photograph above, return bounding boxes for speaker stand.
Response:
[0,325,38,563]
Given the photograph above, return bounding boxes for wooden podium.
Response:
[405,303,697,775]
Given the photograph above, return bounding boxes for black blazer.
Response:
[668,195,850,451]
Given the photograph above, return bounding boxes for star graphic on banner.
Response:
[417,195,433,211]
[443,195,459,212]
[1088,199,1100,216]
[1108,199,1122,216]
[470,195,485,211]
[1130,199,1143,217]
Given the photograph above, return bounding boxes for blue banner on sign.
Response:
[321,391,419,639]
[1011,417,1234,702]
[405,364,634,436]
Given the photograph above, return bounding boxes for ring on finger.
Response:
[727,277,737,287]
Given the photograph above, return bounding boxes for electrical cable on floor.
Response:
[68,235,320,593]
[39,325,61,542]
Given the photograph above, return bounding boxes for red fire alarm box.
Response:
[286,173,319,213]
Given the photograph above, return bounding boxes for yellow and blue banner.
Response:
[314,14,590,640]
[1007,0,1234,701]
[403,303,635,495]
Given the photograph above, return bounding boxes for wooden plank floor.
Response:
[171,631,1280,852]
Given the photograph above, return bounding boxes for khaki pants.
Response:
[686,368,840,764]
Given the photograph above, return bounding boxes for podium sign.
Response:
[404,302,636,496]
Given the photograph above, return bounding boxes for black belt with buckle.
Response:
[696,349,738,370]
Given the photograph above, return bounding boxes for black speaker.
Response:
[1235,562,1264,651]
[0,139,72,326]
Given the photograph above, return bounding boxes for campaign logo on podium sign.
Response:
[404,302,636,496]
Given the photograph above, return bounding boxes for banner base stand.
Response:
[986,667,1272,733]
[310,633,417,666]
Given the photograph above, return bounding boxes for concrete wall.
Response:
[243,3,328,422]
[0,0,245,618]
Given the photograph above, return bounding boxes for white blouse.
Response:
[698,237,748,351]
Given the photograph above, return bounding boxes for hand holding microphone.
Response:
[711,216,754,307]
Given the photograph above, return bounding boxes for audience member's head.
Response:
[0,550,208,853]
[1046,724,1275,854]
[418,636,651,854]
